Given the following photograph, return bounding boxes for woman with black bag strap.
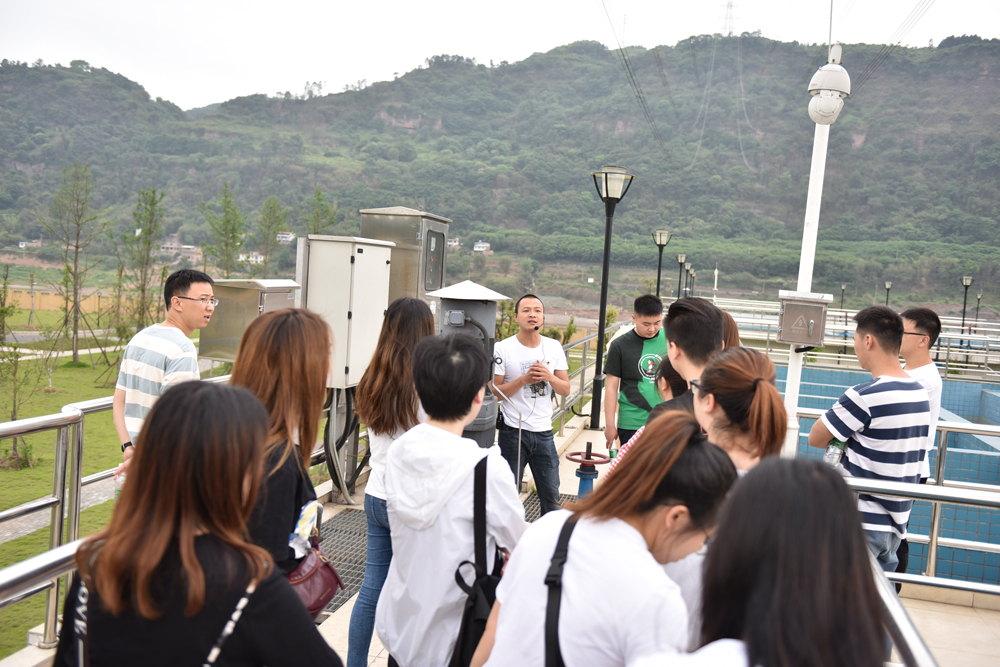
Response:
[470,411,736,667]
[53,382,343,666]
[375,334,527,667]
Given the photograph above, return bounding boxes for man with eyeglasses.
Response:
[113,270,215,472]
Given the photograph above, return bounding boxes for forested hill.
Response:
[1,36,999,298]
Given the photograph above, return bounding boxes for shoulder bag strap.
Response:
[203,580,258,667]
[74,576,91,667]
[544,515,579,667]
[473,456,488,573]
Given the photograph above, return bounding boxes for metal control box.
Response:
[296,235,394,388]
[200,279,300,362]
[777,290,834,347]
[359,207,451,316]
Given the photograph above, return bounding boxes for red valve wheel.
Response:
[566,451,611,466]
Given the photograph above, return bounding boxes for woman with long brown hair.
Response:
[348,297,435,667]
[471,411,737,667]
[54,382,343,665]
[631,459,886,667]
[230,308,331,575]
[666,345,787,649]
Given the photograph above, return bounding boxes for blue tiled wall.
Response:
[776,363,1000,585]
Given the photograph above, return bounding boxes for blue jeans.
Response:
[347,494,392,667]
[498,424,561,515]
[866,529,902,572]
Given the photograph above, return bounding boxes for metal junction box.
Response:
[200,279,300,362]
[777,290,834,347]
[296,235,394,388]
[359,206,451,317]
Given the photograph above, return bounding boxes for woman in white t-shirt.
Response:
[347,298,434,667]
[631,458,886,667]
[666,346,788,648]
[471,411,738,667]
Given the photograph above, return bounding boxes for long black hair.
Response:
[700,458,885,667]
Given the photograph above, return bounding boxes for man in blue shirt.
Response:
[808,306,930,571]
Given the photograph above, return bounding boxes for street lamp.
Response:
[975,292,983,332]
[684,262,692,296]
[841,283,848,356]
[651,230,672,298]
[961,276,973,348]
[691,270,697,297]
[588,165,635,431]
[676,254,686,300]
[884,281,892,307]
[781,44,851,458]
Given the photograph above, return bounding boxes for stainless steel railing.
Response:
[551,322,626,435]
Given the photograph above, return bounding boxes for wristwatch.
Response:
[121,441,133,453]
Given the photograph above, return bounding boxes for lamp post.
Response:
[840,283,847,357]
[676,254,686,300]
[684,262,692,296]
[781,44,851,458]
[975,293,983,332]
[588,166,635,431]
[961,276,973,348]
[713,264,719,303]
[884,281,892,307]
[651,230,672,298]
[691,270,697,297]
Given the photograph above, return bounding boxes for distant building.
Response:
[447,237,461,249]
[239,252,265,265]
[180,245,203,264]
[472,241,493,255]
[159,234,183,255]
[277,231,297,245]
[18,239,42,249]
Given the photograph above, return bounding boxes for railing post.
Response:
[766,324,771,356]
[579,335,589,398]
[40,425,70,649]
[558,396,566,437]
[924,429,950,577]
[944,338,952,375]
[64,412,84,543]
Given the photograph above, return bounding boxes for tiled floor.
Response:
[896,598,1000,666]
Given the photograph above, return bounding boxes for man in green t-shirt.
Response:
[604,294,668,448]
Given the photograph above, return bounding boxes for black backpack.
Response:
[449,457,504,667]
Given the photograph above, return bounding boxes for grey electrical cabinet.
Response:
[200,279,300,362]
[359,206,451,317]
[776,290,834,347]
[296,235,394,388]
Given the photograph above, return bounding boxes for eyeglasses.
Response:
[176,296,219,307]
[902,331,927,338]
[689,378,702,393]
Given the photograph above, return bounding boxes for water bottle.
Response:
[114,471,126,502]
[823,439,847,467]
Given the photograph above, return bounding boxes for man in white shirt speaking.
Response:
[493,294,571,515]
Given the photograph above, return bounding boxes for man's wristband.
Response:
[121,441,133,453]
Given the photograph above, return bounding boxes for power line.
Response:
[853,0,937,94]
[598,0,670,159]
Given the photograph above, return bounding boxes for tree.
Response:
[472,253,487,276]
[252,196,288,278]
[499,256,512,276]
[119,188,165,329]
[303,186,338,235]
[200,182,248,278]
[41,162,107,363]
[0,265,61,468]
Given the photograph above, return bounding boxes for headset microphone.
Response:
[533,325,540,331]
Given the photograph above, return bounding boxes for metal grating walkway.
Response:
[317,492,579,618]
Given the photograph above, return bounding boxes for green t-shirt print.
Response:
[605,328,669,430]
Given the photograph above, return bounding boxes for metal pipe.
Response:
[0,496,60,524]
[490,381,523,492]
[0,540,82,608]
[64,410,85,543]
[40,425,70,648]
[868,551,938,667]
[588,199,617,431]
[926,429,950,576]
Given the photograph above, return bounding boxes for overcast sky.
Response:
[2,0,995,110]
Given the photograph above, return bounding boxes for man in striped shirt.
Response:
[808,306,930,571]
[113,270,215,471]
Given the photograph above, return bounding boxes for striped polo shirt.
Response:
[115,324,200,441]
[821,375,930,538]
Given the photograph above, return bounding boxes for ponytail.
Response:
[700,347,786,458]
[570,411,736,531]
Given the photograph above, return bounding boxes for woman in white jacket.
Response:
[375,333,527,667]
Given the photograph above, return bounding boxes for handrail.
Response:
[870,551,938,667]
[0,540,81,608]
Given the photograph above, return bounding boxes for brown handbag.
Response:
[287,531,344,619]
